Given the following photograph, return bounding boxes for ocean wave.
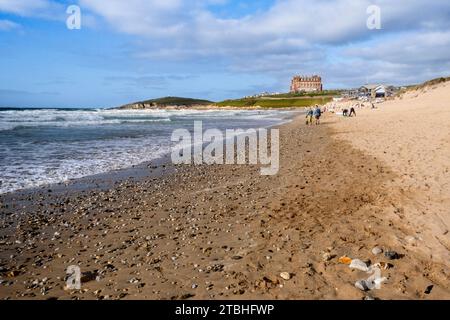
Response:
[0,140,172,194]
[0,117,172,131]
[0,107,296,194]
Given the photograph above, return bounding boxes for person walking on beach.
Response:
[313,105,322,125]
[349,106,356,117]
[306,107,314,126]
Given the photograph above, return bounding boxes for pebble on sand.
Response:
[371,246,383,255]
[384,251,400,260]
[280,272,291,280]
[322,252,335,262]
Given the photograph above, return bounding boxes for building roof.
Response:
[360,84,387,90]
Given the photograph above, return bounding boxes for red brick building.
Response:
[290,75,323,93]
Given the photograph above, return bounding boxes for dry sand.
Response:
[330,82,450,265]
[0,85,449,300]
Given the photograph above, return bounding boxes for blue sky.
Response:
[1,0,450,108]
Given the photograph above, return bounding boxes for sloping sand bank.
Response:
[330,82,450,266]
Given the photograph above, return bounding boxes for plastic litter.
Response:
[355,280,370,291]
[338,256,352,264]
[349,259,369,272]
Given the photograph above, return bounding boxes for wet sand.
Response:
[1,112,449,300]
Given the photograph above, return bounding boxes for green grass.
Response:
[259,90,343,98]
[215,97,332,108]
[396,76,450,97]
[138,96,213,106]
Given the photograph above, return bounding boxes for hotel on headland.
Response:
[290,75,323,93]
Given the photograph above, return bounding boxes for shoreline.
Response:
[1,110,449,300]
[0,110,299,198]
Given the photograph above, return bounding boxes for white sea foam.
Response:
[0,108,295,194]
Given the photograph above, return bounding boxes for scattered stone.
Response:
[280,272,291,280]
[384,251,400,260]
[7,270,21,278]
[128,278,140,284]
[118,292,128,299]
[424,285,434,295]
[179,293,195,300]
[371,246,383,255]
[80,271,98,283]
[262,276,279,288]
[322,252,335,262]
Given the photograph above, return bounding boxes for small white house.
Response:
[359,84,388,98]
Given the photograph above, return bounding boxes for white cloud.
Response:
[2,0,450,89]
[0,19,20,31]
[74,0,450,87]
[0,0,58,16]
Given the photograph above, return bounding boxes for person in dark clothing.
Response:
[313,105,322,125]
[349,106,356,117]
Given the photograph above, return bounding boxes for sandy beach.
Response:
[330,81,450,266]
[1,83,449,300]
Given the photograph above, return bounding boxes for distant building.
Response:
[290,75,323,93]
[359,84,397,98]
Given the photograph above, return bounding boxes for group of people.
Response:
[305,105,322,126]
[327,101,378,117]
[342,106,357,117]
[305,100,378,126]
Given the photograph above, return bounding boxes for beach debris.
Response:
[384,251,400,260]
[355,270,387,292]
[355,280,370,291]
[424,285,434,295]
[259,276,279,289]
[371,246,383,255]
[280,272,291,280]
[322,252,335,262]
[349,259,369,272]
[338,256,352,264]
[366,268,387,289]
[347,255,388,292]
[372,262,392,270]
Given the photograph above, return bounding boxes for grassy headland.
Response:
[258,90,343,99]
[139,96,213,106]
[215,96,332,108]
[118,96,213,109]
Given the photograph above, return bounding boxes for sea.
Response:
[0,108,296,194]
